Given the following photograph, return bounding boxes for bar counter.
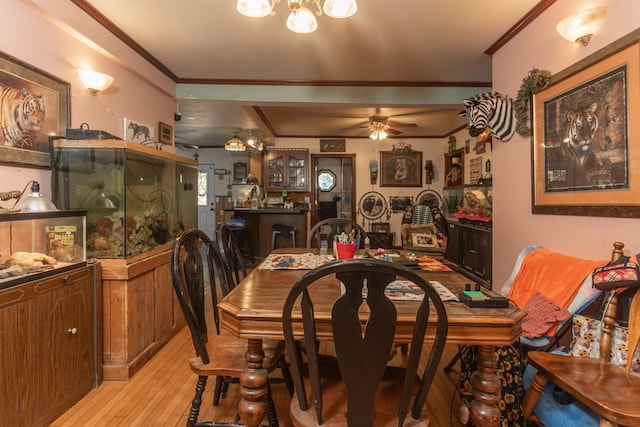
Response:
[225,208,309,259]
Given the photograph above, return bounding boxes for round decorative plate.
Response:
[358,191,387,220]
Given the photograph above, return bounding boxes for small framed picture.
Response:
[320,139,346,152]
[159,121,173,145]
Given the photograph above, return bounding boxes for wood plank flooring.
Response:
[53,271,467,427]
[53,326,467,426]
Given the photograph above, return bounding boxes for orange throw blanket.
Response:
[508,248,606,311]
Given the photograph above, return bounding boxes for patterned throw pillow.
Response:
[569,314,640,373]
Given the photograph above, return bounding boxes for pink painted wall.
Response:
[0,0,176,197]
[491,0,640,289]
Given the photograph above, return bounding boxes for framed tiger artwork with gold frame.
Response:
[532,31,640,218]
[0,51,70,168]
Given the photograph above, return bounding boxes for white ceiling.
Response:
[80,0,548,147]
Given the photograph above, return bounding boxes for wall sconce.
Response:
[556,6,607,46]
[77,68,114,95]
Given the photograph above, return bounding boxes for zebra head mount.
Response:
[459,92,516,142]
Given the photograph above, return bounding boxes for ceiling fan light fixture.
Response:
[287,5,318,33]
[323,0,357,18]
[237,0,273,18]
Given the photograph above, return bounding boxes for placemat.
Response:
[259,253,335,270]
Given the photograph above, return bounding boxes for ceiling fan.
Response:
[344,109,418,139]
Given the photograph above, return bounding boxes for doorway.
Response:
[197,164,216,239]
[310,154,356,227]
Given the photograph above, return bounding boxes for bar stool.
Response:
[226,218,254,266]
[271,224,297,250]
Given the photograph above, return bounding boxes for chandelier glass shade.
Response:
[225,136,246,152]
[237,0,357,33]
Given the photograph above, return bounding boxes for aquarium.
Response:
[51,139,198,259]
[0,210,86,289]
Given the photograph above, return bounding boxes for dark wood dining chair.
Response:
[522,242,640,427]
[306,217,367,249]
[171,228,286,427]
[216,221,247,289]
[282,259,448,426]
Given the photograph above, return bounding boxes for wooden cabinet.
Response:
[0,263,101,426]
[459,223,492,284]
[264,149,309,192]
[444,222,461,264]
[100,247,186,380]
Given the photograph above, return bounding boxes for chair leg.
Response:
[188,376,208,427]
[213,376,224,406]
[265,381,280,427]
[522,371,549,422]
[278,357,295,397]
[444,346,464,373]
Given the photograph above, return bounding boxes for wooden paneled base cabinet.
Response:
[0,262,102,427]
[100,247,186,380]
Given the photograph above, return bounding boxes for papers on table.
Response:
[259,253,335,270]
[340,280,459,302]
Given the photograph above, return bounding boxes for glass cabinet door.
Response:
[288,154,306,190]
[263,150,309,192]
[267,154,284,189]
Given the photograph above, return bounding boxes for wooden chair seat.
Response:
[290,360,429,427]
[525,351,640,426]
[190,332,285,377]
[522,242,640,427]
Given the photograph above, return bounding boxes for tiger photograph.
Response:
[0,52,67,166]
[542,66,628,192]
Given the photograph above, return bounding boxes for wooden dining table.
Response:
[218,248,526,427]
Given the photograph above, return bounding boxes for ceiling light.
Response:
[287,4,317,33]
[77,68,114,95]
[368,119,388,141]
[225,135,246,152]
[322,0,357,18]
[237,0,357,33]
[246,132,256,148]
[556,6,607,46]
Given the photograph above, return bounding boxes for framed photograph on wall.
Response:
[532,33,640,217]
[380,150,422,187]
[158,122,173,145]
[124,118,155,144]
[0,51,70,168]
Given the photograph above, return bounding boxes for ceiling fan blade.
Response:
[342,120,371,130]
[388,122,418,128]
[386,128,403,135]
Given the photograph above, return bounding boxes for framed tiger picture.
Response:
[0,51,70,168]
[532,33,640,218]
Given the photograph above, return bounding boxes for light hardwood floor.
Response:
[53,269,467,427]
[53,323,467,426]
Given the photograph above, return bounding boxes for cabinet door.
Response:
[444,222,461,264]
[265,152,285,191]
[0,295,39,426]
[287,152,308,191]
[39,270,94,416]
[461,226,478,274]
[475,229,492,282]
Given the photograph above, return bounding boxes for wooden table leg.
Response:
[468,345,502,427]
[238,338,269,427]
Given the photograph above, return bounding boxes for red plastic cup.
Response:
[336,242,356,260]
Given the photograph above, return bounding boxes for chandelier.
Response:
[368,119,388,141]
[236,0,358,34]
[225,135,246,152]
